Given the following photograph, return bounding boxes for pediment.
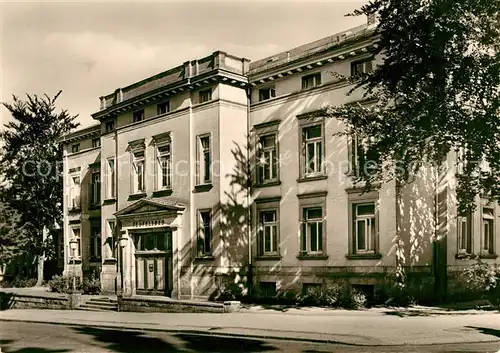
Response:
[115,197,185,218]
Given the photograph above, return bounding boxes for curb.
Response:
[1,318,500,347]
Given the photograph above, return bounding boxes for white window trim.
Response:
[302,123,324,177]
[197,133,212,185]
[354,203,376,254]
[301,207,324,255]
[69,225,81,259]
[259,209,279,255]
[197,209,212,256]
[90,225,102,260]
[106,157,116,199]
[481,206,495,254]
[156,142,172,190]
[69,173,81,210]
[130,144,146,194]
[257,133,279,184]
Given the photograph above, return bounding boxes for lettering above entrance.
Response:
[115,197,186,227]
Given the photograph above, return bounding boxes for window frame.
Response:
[106,158,116,199]
[92,138,100,148]
[353,203,377,254]
[297,192,327,258]
[301,72,322,90]
[257,133,279,184]
[105,120,115,133]
[347,189,381,259]
[133,109,145,123]
[157,101,170,115]
[298,116,325,179]
[457,209,473,255]
[69,173,81,210]
[259,209,279,256]
[71,144,80,153]
[199,88,212,103]
[197,209,213,257]
[129,140,146,195]
[90,171,100,207]
[197,133,212,185]
[481,205,495,255]
[69,225,81,260]
[258,87,276,101]
[107,219,116,259]
[351,59,374,77]
[90,223,102,261]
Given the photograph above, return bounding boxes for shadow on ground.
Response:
[0,339,71,353]
[465,326,500,339]
[72,326,277,353]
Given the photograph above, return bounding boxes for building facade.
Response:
[61,20,500,300]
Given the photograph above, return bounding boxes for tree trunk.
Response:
[35,227,48,287]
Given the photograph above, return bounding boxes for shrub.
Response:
[296,283,367,309]
[47,275,81,294]
[1,277,37,288]
[82,272,101,295]
[463,259,499,293]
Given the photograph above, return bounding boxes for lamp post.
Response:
[69,238,78,293]
[119,231,128,296]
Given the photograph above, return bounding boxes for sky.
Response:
[0,1,366,129]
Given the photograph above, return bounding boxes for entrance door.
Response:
[134,230,173,296]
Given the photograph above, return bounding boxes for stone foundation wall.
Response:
[0,291,70,310]
[118,295,225,313]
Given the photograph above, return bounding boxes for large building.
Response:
[61,19,500,300]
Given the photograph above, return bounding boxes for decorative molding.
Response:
[193,184,213,193]
[253,119,281,130]
[254,196,281,204]
[346,253,382,260]
[297,175,328,183]
[297,191,328,199]
[254,181,281,189]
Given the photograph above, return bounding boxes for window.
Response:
[258,87,276,101]
[157,143,172,189]
[106,158,116,199]
[349,134,378,177]
[197,135,211,184]
[353,203,376,253]
[482,207,495,254]
[456,146,467,175]
[199,89,212,103]
[132,150,145,194]
[133,109,145,123]
[197,210,212,256]
[259,282,277,297]
[70,227,81,258]
[157,101,170,115]
[457,210,472,254]
[90,224,102,260]
[70,175,81,210]
[71,144,80,153]
[105,120,115,133]
[300,207,324,255]
[257,134,278,184]
[90,172,100,207]
[107,220,116,258]
[92,138,100,148]
[351,59,373,76]
[301,73,321,89]
[302,124,323,176]
[259,210,278,255]
[136,232,170,252]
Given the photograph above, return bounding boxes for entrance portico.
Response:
[115,197,185,298]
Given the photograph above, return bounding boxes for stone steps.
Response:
[77,297,118,312]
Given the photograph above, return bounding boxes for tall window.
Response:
[105,120,115,132]
[133,109,145,122]
[351,59,373,76]
[157,101,170,115]
[70,175,81,210]
[70,227,81,258]
[92,138,100,148]
[197,210,212,256]
[199,89,212,103]
[258,87,276,101]
[198,135,211,184]
[71,144,80,153]
[259,210,278,255]
[301,73,321,89]
[457,210,472,254]
[132,150,145,193]
[107,220,116,258]
[302,125,323,175]
[90,172,100,206]
[300,207,323,254]
[90,224,102,260]
[351,134,378,177]
[106,158,116,199]
[353,203,376,253]
[157,143,172,189]
[257,134,278,184]
[482,207,495,254]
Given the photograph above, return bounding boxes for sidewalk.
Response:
[1,308,500,346]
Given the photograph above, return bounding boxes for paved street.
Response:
[1,321,500,353]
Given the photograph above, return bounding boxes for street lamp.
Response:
[118,231,128,296]
[69,238,78,293]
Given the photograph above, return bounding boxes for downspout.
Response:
[246,83,253,296]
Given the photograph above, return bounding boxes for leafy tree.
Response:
[0,91,79,286]
[0,201,27,265]
[319,0,499,293]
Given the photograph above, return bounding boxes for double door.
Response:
[134,231,173,296]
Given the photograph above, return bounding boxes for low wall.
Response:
[0,290,70,310]
[118,296,239,313]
